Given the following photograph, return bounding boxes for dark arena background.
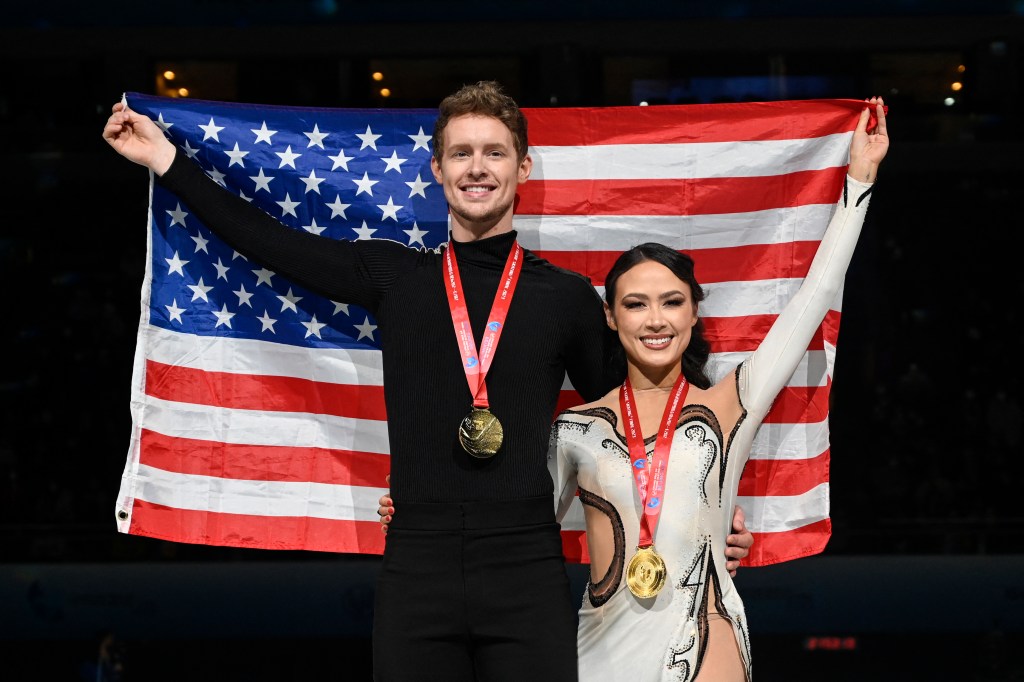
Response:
[2,1,1022,680]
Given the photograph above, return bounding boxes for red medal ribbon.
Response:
[619,372,689,549]
[443,240,523,409]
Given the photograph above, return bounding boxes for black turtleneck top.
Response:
[158,150,616,504]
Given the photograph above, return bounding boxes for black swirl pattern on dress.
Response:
[551,413,596,436]
[724,363,749,496]
[567,405,659,447]
[690,542,713,682]
[678,536,710,620]
[564,405,618,425]
[679,405,722,505]
[578,487,625,607]
[668,634,695,682]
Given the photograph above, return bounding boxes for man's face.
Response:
[431,114,532,236]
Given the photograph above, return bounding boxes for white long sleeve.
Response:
[547,428,579,524]
[739,175,874,422]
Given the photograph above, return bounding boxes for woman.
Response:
[383,97,888,678]
[547,98,887,680]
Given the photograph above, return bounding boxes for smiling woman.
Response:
[546,101,887,680]
[605,257,707,413]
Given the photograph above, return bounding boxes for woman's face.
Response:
[605,260,698,373]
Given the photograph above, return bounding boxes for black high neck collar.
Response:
[449,230,518,267]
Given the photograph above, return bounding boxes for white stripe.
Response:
[749,420,830,461]
[558,498,586,533]
[704,279,805,317]
[119,175,161,534]
[143,323,385,385]
[515,203,837,251]
[132,464,386,521]
[139,395,392,453]
[823,339,838,381]
[529,133,851,181]
[737,483,829,534]
[708,350,829,388]
[592,282,844,316]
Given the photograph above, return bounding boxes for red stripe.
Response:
[737,450,830,498]
[822,309,841,347]
[704,316,825,354]
[139,429,391,486]
[555,389,586,415]
[129,499,386,554]
[524,100,868,146]
[743,518,831,567]
[536,240,822,286]
[517,168,845,217]
[145,360,388,420]
[763,385,831,424]
[560,530,590,564]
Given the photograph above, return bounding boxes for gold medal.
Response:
[444,243,521,460]
[626,546,667,599]
[458,407,504,458]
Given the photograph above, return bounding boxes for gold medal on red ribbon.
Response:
[458,407,504,458]
[444,240,522,458]
[619,373,690,599]
[626,545,668,599]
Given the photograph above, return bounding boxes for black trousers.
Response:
[372,496,578,682]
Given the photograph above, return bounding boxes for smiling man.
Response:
[431,114,531,239]
[369,82,616,681]
[103,81,751,681]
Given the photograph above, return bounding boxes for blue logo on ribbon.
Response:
[647,497,661,508]
[466,357,478,368]
[487,321,502,331]
[633,460,646,470]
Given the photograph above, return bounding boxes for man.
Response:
[104,81,751,681]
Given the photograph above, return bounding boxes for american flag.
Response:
[115,93,874,567]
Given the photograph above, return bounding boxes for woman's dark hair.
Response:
[604,242,713,389]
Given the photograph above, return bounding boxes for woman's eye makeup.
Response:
[621,297,685,310]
